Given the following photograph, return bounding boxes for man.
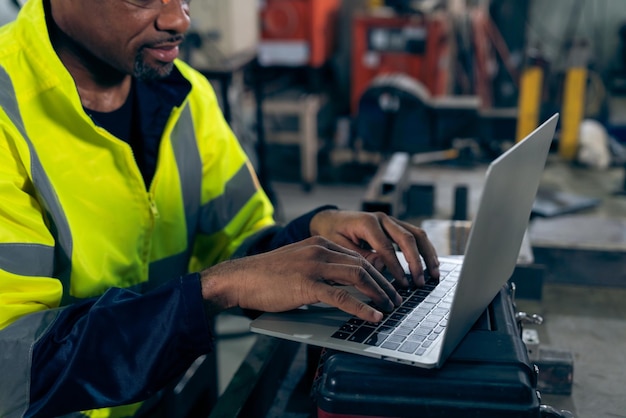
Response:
[0,0,439,416]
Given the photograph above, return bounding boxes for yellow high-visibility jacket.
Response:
[0,0,297,416]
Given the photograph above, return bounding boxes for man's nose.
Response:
[156,0,190,34]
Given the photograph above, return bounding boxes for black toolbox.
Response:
[312,286,543,418]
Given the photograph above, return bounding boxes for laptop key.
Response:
[340,323,360,333]
[420,320,438,329]
[381,341,401,350]
[348,326,375,343]
[331,331,351,340]
[396,307,412,314]
[390,312,407,321]
[412,328,430,337]
[403,300,419,309]
[383,319,400,327]
[428,314,444,323]
[386,334,406,344]
[399,341,420,354]
[438,262,456,272]
[433,307,448,316]
[403,319,419,327]
[398,288,413,297]
[365,333,387,346]
[377,325,395,334]
[407,333,426,342]
[393,326,412,336]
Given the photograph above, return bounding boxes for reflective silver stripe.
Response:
[147,105,201,286]
[0,66,73,302]
[0,243,54,277]
[0,309,61,418]
[198,163,258,236]
[171,104,202,251]
[146,105,258,282]
[0,69,28,140]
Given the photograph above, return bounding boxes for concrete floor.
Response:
[215,156,626,418]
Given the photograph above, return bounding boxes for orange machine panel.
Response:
[351,12,451,113]
[260,0,341,68]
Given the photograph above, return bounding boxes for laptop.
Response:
[250,114,559,369]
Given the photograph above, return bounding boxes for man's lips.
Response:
[144,43,180,63]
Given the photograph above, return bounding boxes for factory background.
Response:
[2,1,626,417]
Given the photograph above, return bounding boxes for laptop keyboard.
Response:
[331,262,460,356]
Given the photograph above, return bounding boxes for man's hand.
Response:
[200,236,402,323]
[309,210,440,287]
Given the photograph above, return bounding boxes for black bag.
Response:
[312,287,544,418]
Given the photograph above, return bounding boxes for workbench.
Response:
[362,153,626,288]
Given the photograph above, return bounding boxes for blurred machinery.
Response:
[355,73,480,154]
[352,3,484,155]
[187,0,259,68]
[258,0,341,68]
[350,8,451,113]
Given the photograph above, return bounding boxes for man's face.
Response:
[52,0,191,80]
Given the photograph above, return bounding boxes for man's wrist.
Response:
[199,264,238,316]
[309,205,339,236]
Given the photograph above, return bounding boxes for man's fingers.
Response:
[361,214,418,285]
[396,219,440,281]
[312,281,384,323]
[334,213,409,285]
[282,238,401,310]
[315,262,401,311]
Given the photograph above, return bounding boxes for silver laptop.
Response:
[250,114,559,368]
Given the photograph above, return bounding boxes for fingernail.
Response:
[394,293,403,306]
[418,274,425,286]
[399,275,410,287]
[372,310,384,323]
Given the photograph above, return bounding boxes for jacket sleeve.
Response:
[24,274,213,417]
[1,257,213,418]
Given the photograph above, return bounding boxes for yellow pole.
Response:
[560,67,587,160]
[516,66,544,142]
[367,0,384,10]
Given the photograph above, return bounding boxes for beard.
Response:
[132,49,175,81]
[132,35,185,80]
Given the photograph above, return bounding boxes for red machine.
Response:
[259,0,341,68]
[351,12,452,113]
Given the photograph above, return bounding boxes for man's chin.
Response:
[133,59,174,81]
